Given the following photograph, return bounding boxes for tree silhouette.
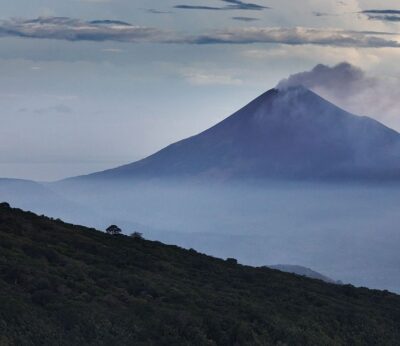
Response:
[130,231,143,239]
[106,225,122,235]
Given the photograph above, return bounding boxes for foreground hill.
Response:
[1,203,400,345]
[70,86,400,182]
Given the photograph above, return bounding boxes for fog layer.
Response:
[2,178,400,292]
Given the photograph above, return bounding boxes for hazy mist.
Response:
[2,178,400,292]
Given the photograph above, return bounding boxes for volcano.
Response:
[71,86,400,182]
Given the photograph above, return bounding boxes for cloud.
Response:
[362,10,400,15]
[277,62,400,128]
[232,16,260,22]
[221,0,268,10]
[1,17,399,49]
[146,9,171,14]
[175,0,269,11]
[362,9,400,22]
[187,27,400,48]
[174,5,222,10]
[88,20,132,26]
[277,62,368,91]
[0,17,167,42]
[312,11,339,17]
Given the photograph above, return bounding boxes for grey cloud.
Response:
[346,30,398,36]
[0,17,166,42]
[221,0,268,10]
[174,5,222,10]
[186,27,400,48]
[313,12,338,17]
[146,9,172,14]
[232,16,260,22]
[88,20,133,26]
[362,10,400,15]
[277,62,400,126]
[367,15,400,22]
[1,17,399,49]
[362,9,400,22]
[277,63,369,91]
[175,0,269,11]
[313,12,330,17]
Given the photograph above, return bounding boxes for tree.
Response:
[106,225,122,235]
[130,231,143,239]
[226,258,238,265]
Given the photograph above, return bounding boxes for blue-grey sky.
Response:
[1,0,400,180]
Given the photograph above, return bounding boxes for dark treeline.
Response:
[1,202,400,345]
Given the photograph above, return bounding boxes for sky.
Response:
[1,0,400,181]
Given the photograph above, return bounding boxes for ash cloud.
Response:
[277,63,400,128]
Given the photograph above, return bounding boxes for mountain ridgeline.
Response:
[268,265,339,284]
[71,86,400,182]
[2,203,400,345]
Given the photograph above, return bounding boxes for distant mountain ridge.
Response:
[68,86,400,182]
[0,178,118,229]
[268,264,341,284]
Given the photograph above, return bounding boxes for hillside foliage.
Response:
[1,202,400,345]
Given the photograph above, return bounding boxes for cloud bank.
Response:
[175,0,269,11]
[232,16,260,22]
[277,62,400,128]
[0,17,166,42]
[188,27,400,47]
[0,17,399,49]
[362,9,400,22]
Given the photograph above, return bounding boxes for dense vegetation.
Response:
[1,202,400,345]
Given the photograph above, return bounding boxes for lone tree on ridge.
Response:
[106,225,122,235]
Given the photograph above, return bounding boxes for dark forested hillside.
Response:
[1,202,400,345]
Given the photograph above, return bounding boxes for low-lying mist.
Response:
[2,178,400,292]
